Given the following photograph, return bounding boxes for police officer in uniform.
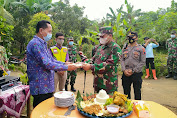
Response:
[50,33,69,91]
[121,32,146,100]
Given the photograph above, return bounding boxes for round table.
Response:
[31,97,177,118]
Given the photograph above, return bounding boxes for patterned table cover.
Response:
[0,85,30,118]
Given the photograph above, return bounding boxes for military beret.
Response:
[99,26,113,35]
[171,30,176,34]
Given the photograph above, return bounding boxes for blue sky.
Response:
[52,0,175,20]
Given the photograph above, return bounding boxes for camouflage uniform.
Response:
[0,46,8,77]
[166,37,177,74]
[0,46,8,70]
[66,45,77,86]
[82,27,122,94]
[92,44,101,57]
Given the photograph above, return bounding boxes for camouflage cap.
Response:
[171,30,176,34]
[67,37,74,41]
[99,26,113,35]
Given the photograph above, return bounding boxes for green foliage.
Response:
[104,98,113,106]
[8,64,15,71]
[19,73,28,85]
[0,0,15,25]
[24,12,57,44]
[0,16,14,53]
[126,100,133,112]
[154,12,177,42]
[76,90,83,110]
[82,43,93,59]
[50,0,90,38]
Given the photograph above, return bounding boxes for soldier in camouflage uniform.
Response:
[66,37,78,91]
[121,32,146,100]
[166,31,177,80]
[82,26,122,94]
[0,40,9,77]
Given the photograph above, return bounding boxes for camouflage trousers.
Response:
[167,57,177,73]
[93,74,118,94]
[66,70,77,85]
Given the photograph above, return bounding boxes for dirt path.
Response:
[11,71,177,115]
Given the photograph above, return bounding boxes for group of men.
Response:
[26,20,177,108]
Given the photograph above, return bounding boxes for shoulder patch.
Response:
[142,47,146,55]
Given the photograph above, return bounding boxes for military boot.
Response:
[71,85,76,92]
[174,73,177,80]
[65,85,68,91]
[166,72,173,78]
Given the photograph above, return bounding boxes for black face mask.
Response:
[128,38,136,44]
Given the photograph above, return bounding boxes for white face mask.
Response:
[57,39,64,45]
[99,37,109,45]
[171,35,176,39]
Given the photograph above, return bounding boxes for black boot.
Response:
[166,72,173,78]
[65,85,68,91]
[71,85,76,92]
[174,73,177,80]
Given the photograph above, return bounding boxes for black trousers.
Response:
[146,58,155,69]
[32,93,53,108]
[0,70,3,77]
[122,72,143,100]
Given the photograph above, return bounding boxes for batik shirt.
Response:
[27,35,68,95]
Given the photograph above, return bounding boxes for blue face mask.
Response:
[171,35,176,39]
[69,41,74,46]
[44,33,52,42]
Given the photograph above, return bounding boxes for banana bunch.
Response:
[3,70,8,76]
[113,91,128,106]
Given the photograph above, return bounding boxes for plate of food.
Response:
[76,90,133,118]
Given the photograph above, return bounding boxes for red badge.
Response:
[63,49,67,53]
[53,49,58,54]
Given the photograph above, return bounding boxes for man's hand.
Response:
[124,69,133,77]
[127,69,133,76]
[147,39,151,43]
[0,66,4,70]
[67,64,77,71]
[82,63,91,71]
[75,62,83,68]
[65,62,73,65]
[57,71,64,76]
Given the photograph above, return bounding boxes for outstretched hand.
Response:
[82,63,91,71]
